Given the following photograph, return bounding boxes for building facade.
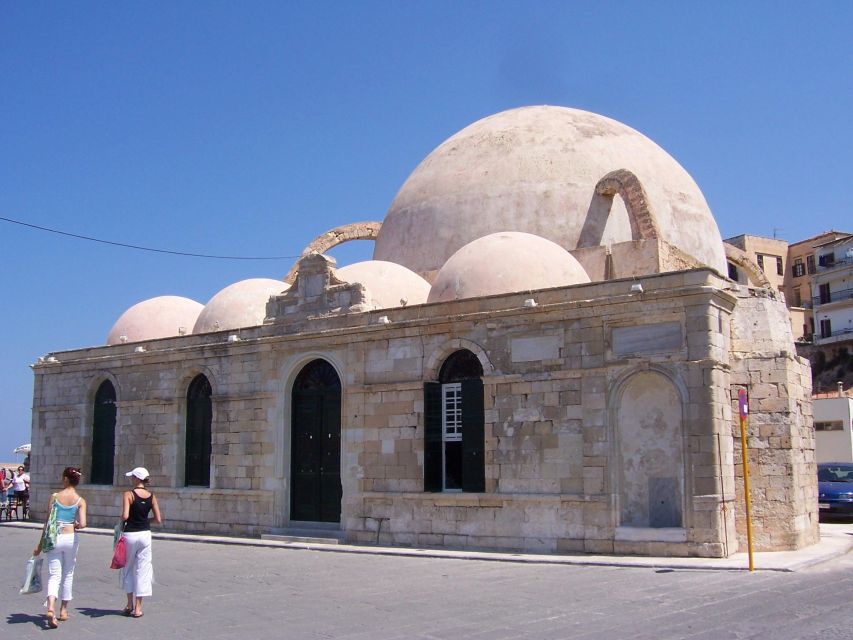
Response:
[814,387,853,464]
[811,234,853,347]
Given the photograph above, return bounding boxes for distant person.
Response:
[120,467,162,618]
[33,466,87,628]
[1,470,10,517]
[12,465,30,516]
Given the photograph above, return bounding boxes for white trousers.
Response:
[46,532,79,601]
[120,530,153,598]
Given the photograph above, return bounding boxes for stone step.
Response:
[262,524,345,545]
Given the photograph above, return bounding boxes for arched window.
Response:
[185,375,212,487]
[424,350,485,492]
[91,381,116,485]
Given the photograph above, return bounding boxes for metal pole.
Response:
[738,389,755,572]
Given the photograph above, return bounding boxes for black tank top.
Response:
[124,489,153,532]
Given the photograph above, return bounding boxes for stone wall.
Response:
[29,269,814,557]
[728,286,819,551]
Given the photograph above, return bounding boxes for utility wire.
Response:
[0,215,299,260]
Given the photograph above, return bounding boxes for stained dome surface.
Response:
[374,105,726,279]
[427,231,591,303]
[193,278,288,334]
[107,296,204,345]
[336,260,430,309]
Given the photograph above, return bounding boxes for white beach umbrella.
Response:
[13,443,31,455]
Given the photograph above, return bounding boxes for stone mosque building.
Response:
[30,106,818,557]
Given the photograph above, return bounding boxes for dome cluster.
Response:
[106,105,726,345]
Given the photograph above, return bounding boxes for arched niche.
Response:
[616,370,684,528]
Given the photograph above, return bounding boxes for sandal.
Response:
[122,606,133,616]
[58,612,69,622]
[46,610,58,629]
[131,611,144,618]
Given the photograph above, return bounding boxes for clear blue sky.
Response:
[1,2,851,455]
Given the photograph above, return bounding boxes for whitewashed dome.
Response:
[193,278,288,334]
[374,105,726,280]
[336,260,430,309]
[107,296,203,345]
[427,231,590,303]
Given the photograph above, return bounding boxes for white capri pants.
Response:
[46,532,79,601]
[121,530,154,597]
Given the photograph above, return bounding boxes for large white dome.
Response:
[107,296,203,345]
[336,260,430,309]
[193,278,288,334]
[428,232,590,303]
[374,106,726,280]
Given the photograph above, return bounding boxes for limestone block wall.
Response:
[29,269,813,557]
[728,286,819,551]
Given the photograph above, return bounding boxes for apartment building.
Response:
[811,233,853,346]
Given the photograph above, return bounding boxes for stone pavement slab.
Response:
[2,521,853,639]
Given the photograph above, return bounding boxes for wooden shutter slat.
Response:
[461,379,485,493]
[423,382,442,492]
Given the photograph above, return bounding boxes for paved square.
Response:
[2,524,852,639]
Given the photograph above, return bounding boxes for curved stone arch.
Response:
[424,338,495,381]
[593,169,660,241]
[175,365,220,400]
[284,221,383,284]
[608,364,688,410]
[607,365,690,530]
[85,370,122,406]
[724,243,771,288]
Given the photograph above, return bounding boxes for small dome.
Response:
[193,278,288,334]
[107,296,203,345]
[336,260,430,309]
[375,105,727,279]
[427,232,590,303]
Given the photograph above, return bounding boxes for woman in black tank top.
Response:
[120,467,162,618]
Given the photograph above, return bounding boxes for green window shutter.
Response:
[461,378,485,493]
[423,382,442,492]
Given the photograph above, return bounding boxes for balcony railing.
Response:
[813,286,853,306]
[817,255,853,270]
[815,326,853,344]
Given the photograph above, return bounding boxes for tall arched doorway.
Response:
[290,359,342,523]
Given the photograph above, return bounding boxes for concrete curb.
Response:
[4,520,851,572]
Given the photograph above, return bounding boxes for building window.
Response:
[91,381,116,485]
[424,350,485,493]
[815,421,843,431]
[820,318,832,338]
[756,254,764,271]
[819,253,836,268]
[776,256,784,276]
[792,259,805,278]
[806,254,816,274]
[185,375,212,487]
[819,283,831,305]
[791,287,802,307]
[727,262,739,281]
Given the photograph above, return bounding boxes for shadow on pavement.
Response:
[77,607,125,618]
[6,613,46,629]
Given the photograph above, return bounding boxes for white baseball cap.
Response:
[125,467,150,480]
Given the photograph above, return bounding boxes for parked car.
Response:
[818,462,853,517]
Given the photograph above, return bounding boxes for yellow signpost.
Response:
[737,388,755,571]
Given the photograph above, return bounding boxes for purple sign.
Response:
[738,389,748,420]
